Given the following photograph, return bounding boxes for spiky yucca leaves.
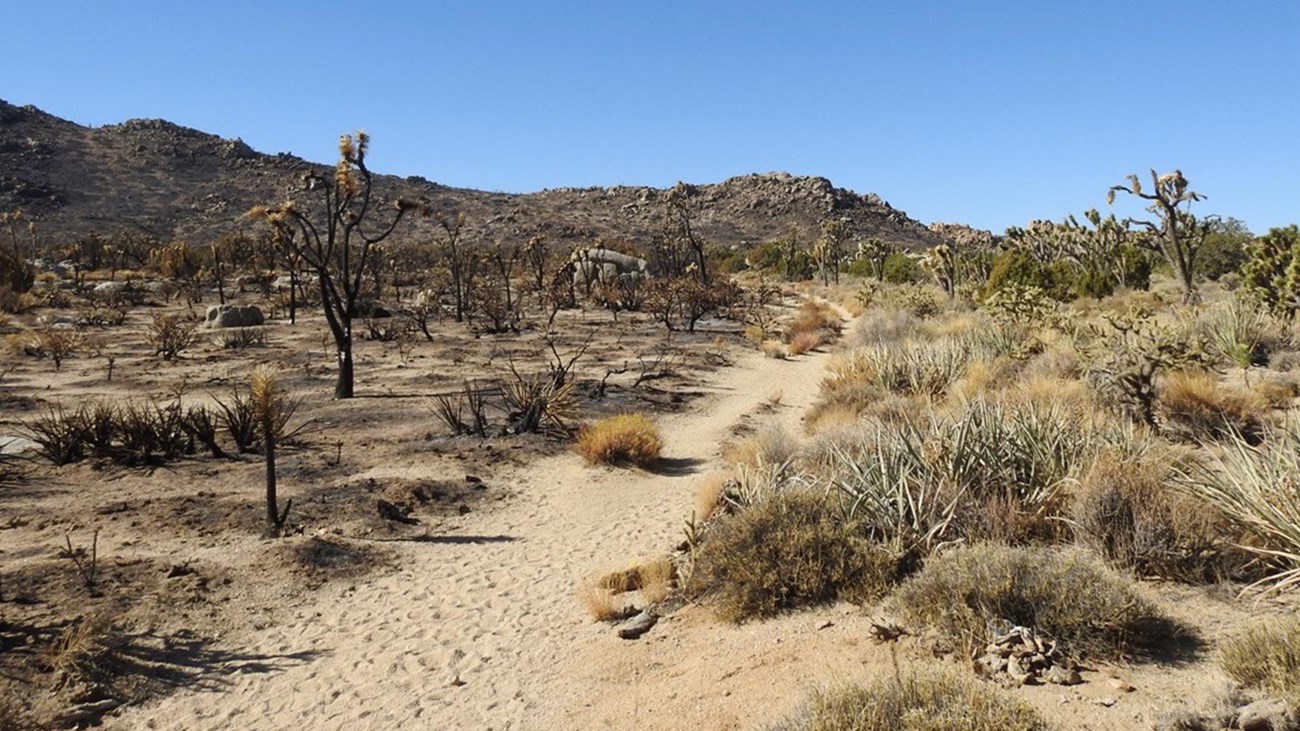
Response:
[1179,419,1300,595]
[251,370,292,530]
[818,399,1099,549]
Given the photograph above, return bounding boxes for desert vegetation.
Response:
[1,103,1298,731]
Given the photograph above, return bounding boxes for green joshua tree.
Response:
[813,218,851,285]
[250,132,422,398]
[1108,169,1209,304]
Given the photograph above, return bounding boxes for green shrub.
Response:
[882,252,921,284]
[983,251,1052,300]
[772,667,1048,731]
[687,490,898,621]
[893,544,1170,660]
[1220,615,1300,704]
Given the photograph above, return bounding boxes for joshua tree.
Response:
[813,219,851,285]
[1108,169,1209,304]
[251,370,292,532]
[250,132,421,398]
[663,182,708,283]
[920,244,957,298]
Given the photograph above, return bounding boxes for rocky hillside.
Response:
[0,98,947,252]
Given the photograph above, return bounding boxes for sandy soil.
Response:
[3,292,1292,731]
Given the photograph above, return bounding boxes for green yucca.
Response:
[1178,418,1300,595]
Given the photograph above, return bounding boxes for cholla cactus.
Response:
[1242,225,1300,316]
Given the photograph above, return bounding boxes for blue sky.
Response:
[3,1,1297,233]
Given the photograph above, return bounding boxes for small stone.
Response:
[617,610,657,640]
[1042,666,1083,686]
[450,675,466,687]
[1237,698,1291,731]
[1095,697,1117,708]
[1107,677,1135,693]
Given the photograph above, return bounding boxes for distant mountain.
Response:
[0,98,950,252]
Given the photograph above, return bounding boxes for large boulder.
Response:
[205,304,264,329]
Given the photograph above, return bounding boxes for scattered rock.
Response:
[973,620,1075,687]
[1107,677,1136,693]
[205,304,264,328]
[1237,698,1293,731]
[1095,697,1117,708]
[0,435,38,455]
[616,610,657,640]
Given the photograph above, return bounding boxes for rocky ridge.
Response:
[0,98,958,252]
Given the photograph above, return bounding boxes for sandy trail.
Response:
[122,325,838,730]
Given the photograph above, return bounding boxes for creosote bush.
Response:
[893,543,1169,660]
[575,413,663,467]
[771,667,1048,731]
[146,312,198,360]
[687,490,899,622]
[1219,615,1300,704]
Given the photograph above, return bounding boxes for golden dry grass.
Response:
[722,425,799,470]
[575,413,663,467]
[1158,369,1271,441]
[578,577,626,621]
[775,666,1048,731]
[787,330,822,355]
[636,556,675,605]
[1219,615,1300,704]
[760,340,787,359]
[693,471,730,522]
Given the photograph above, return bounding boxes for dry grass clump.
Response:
[1073,445,1254,582]
[893,544,1170,660]
[784,300,842,355]
[723,424,800,470]
[687,490,898,622]
[844,308,922,348]
[582,557,676,619]
[1157,369,1271,442]
[761,340,788,359]
[575,413,663,467]
[772,667,1048,731]
[578,576,629,621]
[41,614,125,689]
[694,471,730,522]
[1219,615,1300,704]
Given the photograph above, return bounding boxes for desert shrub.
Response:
[77,305,128,328]
[723,424,800,470]
[502,371,576,436]
[828,340,968,398]
[787,330,821,355]
[881,252,920,284]
[983,250,1054,300]
[784,300,842,350]
[772,667,1048,731]
[818,399,1096,548]
[1179,420,1300,594]
[1073,445,1255,582]
[40,614,125,690]
[900,288,938,318]
[215,326,267,349]
[1157,370,1271,442]
[27,405,93,465]
[845,308,921,349]
[1195,296,1283,370]
[0,250,34,294]
[22,326,82,370]
[760,340,787,359]
[430,380,492,437]
[893,543,1168,660]
[576,413,663,467]
[1219,615,1300,704]
[146,313,198,360]
[687,490,898,621]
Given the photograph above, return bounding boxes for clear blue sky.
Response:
[3,1,1297,233]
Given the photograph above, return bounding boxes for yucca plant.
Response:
[1178,421,1300,594]
[251,370,293,531]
